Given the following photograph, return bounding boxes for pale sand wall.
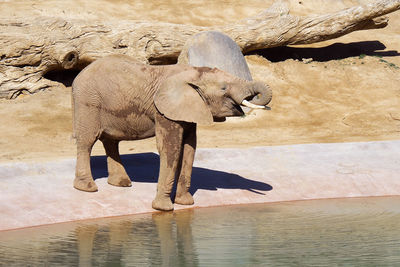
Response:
[1,140,399,231]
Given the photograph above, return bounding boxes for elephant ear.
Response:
[154,72,213,125]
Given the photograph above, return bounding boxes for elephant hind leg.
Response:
[101,138,132,187]
[74,138,98,192]
[73,105,100,192]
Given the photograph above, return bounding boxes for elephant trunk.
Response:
[232,81,272,109]
[247,81,272,106]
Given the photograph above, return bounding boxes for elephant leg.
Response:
[175,123,196,205]
[152,212,176,264]
[76,225,98,267]
[73,104,99,192]
[101,138,132,187]
[74,138,98,192]
[152,112,184,211]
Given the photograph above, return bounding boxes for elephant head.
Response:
[154,67,272,125]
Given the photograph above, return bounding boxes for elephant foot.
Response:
[152,195,174,211]
[174,192,194,205]
[107,175,132,187]
[74,177,98,192]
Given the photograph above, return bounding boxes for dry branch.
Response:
[0,0,399,98]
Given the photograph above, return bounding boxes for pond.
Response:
[1,196,400,266]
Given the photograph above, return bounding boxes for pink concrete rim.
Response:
[1,140,399,232]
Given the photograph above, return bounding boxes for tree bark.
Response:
[0,0,399,99]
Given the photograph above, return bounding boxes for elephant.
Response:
[71,54,272,211]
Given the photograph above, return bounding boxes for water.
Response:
[1,197,400,266]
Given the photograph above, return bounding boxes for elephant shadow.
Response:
[91,152,272,196]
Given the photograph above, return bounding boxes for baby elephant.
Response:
[72,54,272,211]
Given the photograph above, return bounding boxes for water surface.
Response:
[1,197,400,266]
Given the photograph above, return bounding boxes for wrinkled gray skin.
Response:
[72,54,272,211]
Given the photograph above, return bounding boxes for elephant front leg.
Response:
[175,124,196,205]
[153,113,184,211]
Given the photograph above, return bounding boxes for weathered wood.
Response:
[0,0,399,98]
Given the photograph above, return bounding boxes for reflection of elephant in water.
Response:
[72,54,272,211]
[75,211,198,266]
[152,211,198,266]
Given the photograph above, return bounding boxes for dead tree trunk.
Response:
[0,0,399,98]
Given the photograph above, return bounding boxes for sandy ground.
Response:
[0,0,399,162]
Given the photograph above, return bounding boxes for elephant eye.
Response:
[221,86,227,91]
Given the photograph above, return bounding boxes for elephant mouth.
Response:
[213,117,227,122]
[214,102,244,122]
[233,103,245,116]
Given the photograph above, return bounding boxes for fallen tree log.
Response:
[0,0,399,99]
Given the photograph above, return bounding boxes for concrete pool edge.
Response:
[1,140,399,231]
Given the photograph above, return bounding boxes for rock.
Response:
[178,31,253,81]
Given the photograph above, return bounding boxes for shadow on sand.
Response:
[91,152,272,196]
[249,41,399,62]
